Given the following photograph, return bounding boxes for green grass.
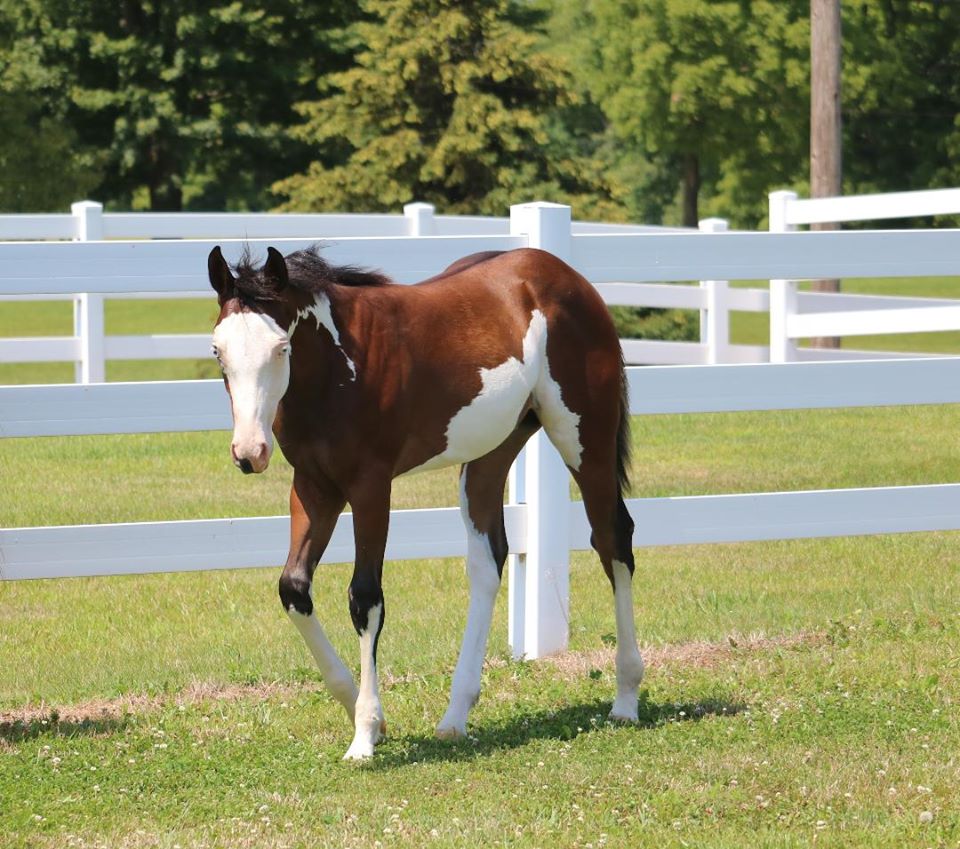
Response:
[3,286,960,846]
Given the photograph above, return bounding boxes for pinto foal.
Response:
[208,245,643,760]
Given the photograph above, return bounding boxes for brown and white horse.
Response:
[208,244,643,760]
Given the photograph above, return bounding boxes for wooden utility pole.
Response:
[810,0,842,348]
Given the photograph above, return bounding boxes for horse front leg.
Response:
[278,472,358,723]
[343,475,392,761]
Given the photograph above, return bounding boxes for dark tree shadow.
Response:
[0,714,131,744]
[367,695,748,768]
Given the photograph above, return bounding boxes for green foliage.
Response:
[0,0,362,211]
[5,0,960,222]
[273,0,616,216]
[0,6,102,210]
[843,1,960,212]
[609,305,699,342]
[550,0,809,227]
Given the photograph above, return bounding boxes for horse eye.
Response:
[211,345,220,358]
[279,345,291,357]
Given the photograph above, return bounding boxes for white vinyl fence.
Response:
[4,202,960,660]
[0,200,688,381]
[6,190,960,381]
[768,187,960,362]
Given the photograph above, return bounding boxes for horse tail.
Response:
[616,347,632,497]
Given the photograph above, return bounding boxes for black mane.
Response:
[231,244,390,303]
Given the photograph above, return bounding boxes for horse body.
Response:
[208,245,643,760]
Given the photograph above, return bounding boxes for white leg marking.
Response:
[287,608,358,723]
[437,474,501,739]
[609,560,645,722]
[343,603,385,761]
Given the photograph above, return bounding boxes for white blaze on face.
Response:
[212,310,291,473]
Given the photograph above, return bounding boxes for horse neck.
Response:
[287,285,360,394]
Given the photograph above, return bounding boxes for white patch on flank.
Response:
[405,309,583,475]
[212,310,291,465]
[287,606,358,723]
[343,603,385,761]
[609,559,644,722]
[436,472,501,739]
[289,293,357,380]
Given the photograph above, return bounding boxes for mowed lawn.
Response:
[2,282,960,847]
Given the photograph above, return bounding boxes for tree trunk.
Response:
[682,153,700,228]
[148,137,182,211]
[810,0,842,348]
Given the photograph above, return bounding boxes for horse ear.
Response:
[264,247,289,289]
[208,246,235,300]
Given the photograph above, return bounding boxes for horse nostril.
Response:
[238,458,254,474]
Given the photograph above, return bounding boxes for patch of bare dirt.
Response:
[545,630,825,681]
[0,680,316,730]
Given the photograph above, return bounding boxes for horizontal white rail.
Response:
[0,337,79,363]
[0,380,228,436]
[7,482,960,581]
[0,214,75,240]
[620,340,768,365]
[103,334,212,360]
[103,212,411,240]
[788,304,960,339]
[626,357,960,414]
[0,205,688,243]
[6,358,960,438]
[617,484,960,546]
[0,235,527,295]
[2,229,959,298]
[785,187,960,226]
[573,230,960,283]
[0,505,527,581]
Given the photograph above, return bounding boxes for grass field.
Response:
[3,283,960,847]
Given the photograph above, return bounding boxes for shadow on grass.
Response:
[0,714,130,744]
[370,694,748,768]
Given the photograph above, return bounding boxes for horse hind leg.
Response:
[535,355,644,721]
[437,416,538,739]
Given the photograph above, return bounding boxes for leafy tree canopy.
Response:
[273,0,618,217]
[551,0,809,227]
[0,0,362,210]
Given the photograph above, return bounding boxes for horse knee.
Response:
[279,571,313,616]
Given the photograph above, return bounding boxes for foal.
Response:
[208,245,643,760]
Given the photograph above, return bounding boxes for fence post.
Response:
[768,191,798,363]
[507,202,573,659]
[71,201,106,383]
[404,202,436,236]
[698,218,730,363]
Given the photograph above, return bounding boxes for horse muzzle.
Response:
[231,440,270,474]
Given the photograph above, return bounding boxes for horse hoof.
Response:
[435,723,467,741]
[609,696,639,724]
[342,741,375,761]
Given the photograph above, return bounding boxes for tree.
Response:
[273,0,617,216]
[552,0,809,227]
[1,0,362,211]
[843,1,960,210]
[0,4,101,210]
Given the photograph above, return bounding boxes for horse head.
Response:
[208,245,292,474]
